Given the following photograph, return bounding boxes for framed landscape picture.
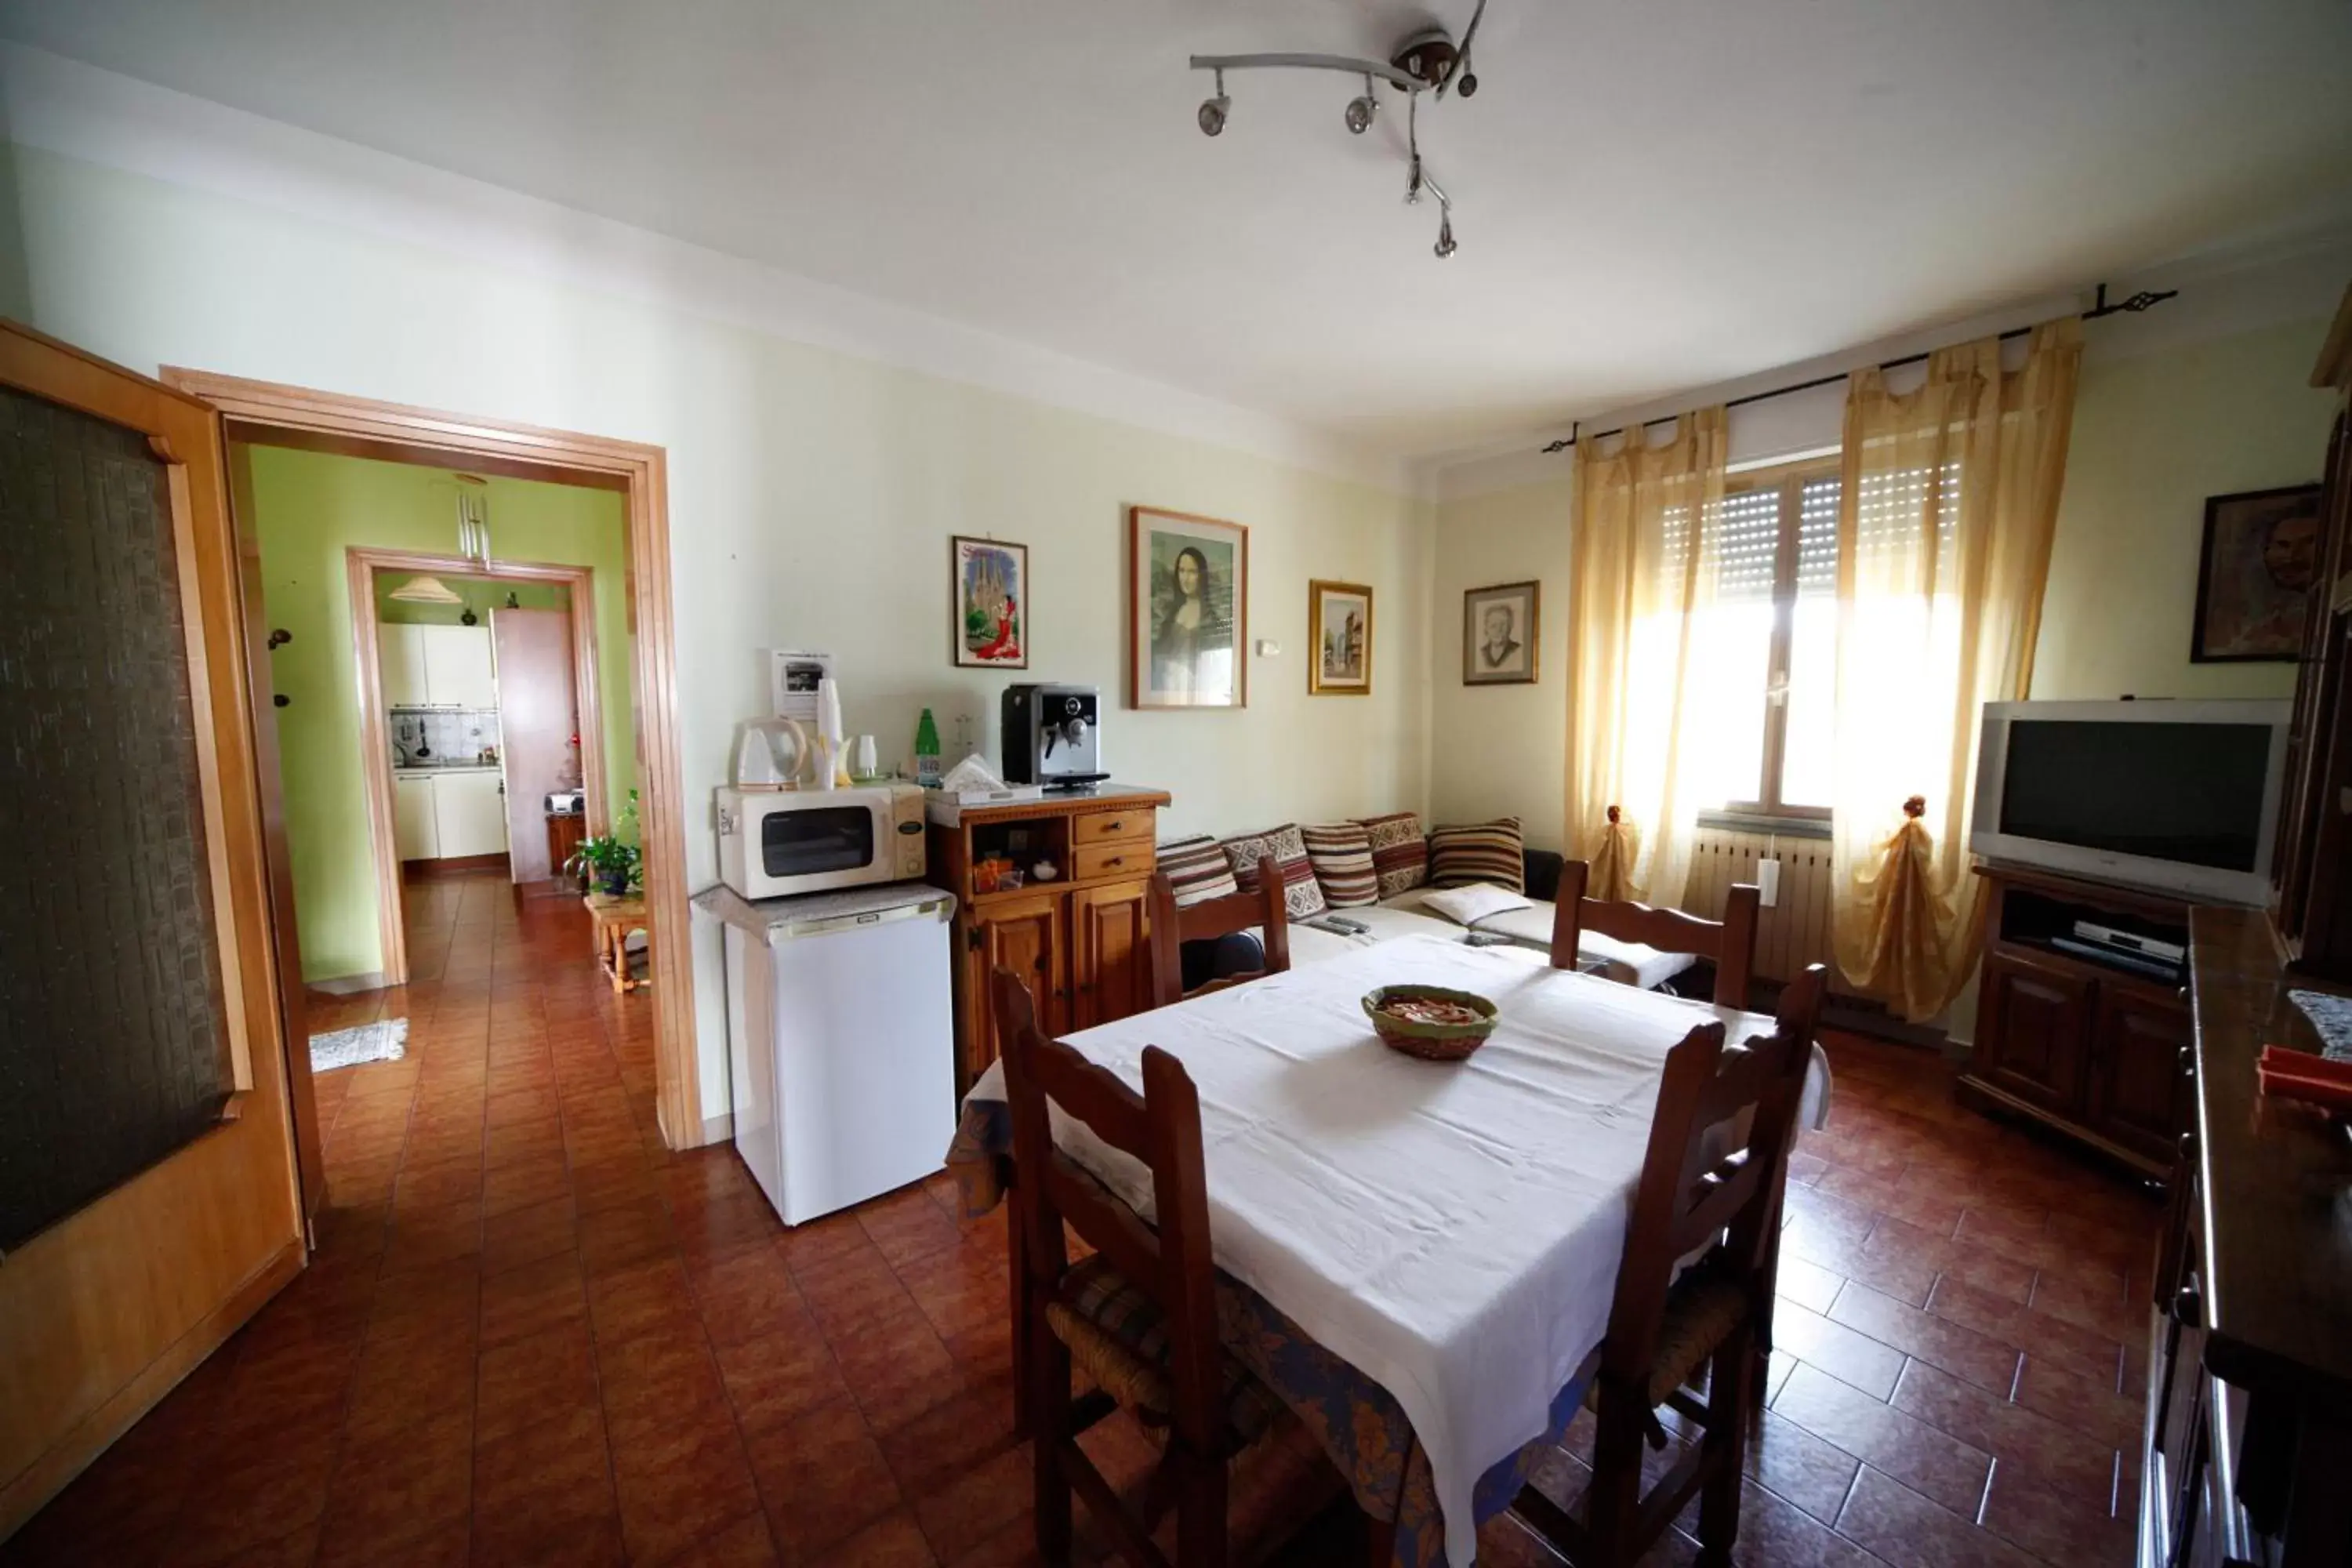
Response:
[1308,579,1373,695]
[1130,506,1247,709]
[953,535,1029,669]
[2191,485,2320,662]
[1463,580,1540,684]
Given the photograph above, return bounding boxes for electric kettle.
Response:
[732,716,810,790]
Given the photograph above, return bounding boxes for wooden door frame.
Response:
[351,547,610,985]
[160,368,704,1149]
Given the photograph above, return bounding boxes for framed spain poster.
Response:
[1130,506,1247,709]
[952,535,1029,669]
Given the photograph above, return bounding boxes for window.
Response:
[1703,460,1840,818]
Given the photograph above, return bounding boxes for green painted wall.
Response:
[249,445,635,982]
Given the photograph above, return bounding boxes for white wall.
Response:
[1428,477,1574,845]
[1426,270,2347,856]
[0,73,1434,1124]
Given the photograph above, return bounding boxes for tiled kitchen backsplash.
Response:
[390,707,503,766]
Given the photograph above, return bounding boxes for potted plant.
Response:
[566,833,639,898]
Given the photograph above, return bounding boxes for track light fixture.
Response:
[1186,2,1488,259]
[1197,69,1229,136]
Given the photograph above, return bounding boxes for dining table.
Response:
[946,932,1832,1568]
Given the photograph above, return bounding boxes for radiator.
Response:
[1679,828,1838,987]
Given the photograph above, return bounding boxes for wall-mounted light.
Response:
[1198,70,1229,136]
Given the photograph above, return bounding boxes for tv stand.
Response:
[1960,863,2190,1179]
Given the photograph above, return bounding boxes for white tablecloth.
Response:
[964,934,1828,1566]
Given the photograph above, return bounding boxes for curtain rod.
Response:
[1537,284,2178,455]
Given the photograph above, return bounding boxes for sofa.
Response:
[1160,818,1700,994]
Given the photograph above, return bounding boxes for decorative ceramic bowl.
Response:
[1361,985,1499,1062]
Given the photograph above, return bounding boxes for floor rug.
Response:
[309,1017,408,1073]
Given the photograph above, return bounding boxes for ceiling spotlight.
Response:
[1455,71,1479,97]
[1345,75,1377,134]
[1434,207,1457,259]
[1198,69,1229,136]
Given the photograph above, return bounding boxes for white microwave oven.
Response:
[717,782,927,899]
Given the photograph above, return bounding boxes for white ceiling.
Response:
[4,0,2348,460]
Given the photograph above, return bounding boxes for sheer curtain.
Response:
[1565,407,1732,905]
[1829,319,2083,1020]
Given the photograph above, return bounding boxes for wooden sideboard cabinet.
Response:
[927,785,1171,1091]
[1961,865,2192,1178]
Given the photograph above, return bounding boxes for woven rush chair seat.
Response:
[1584,1269,1751,1413]
[1047,1254,1287,1445]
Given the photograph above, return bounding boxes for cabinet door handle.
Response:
[1102,855,1123,869]
[1102,819,1124,833]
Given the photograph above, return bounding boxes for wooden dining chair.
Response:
[1548,858,1762,1008]
[993,966,1288,1568]
[1512,963,1827,1568]
[1145,855,1290,1010]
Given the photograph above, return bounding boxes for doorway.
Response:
[164,367,704,1150]
[350,546,615,983]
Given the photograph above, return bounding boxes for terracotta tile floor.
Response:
[2,869,2161,1568]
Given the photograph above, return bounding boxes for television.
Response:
[1969,699,2291,906]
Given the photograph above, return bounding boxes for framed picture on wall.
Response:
[952,535,1029,669]
[2191,485,2321,662]
[1130,506,1248,709]
[1308,580,1373,695]
[1463,580,1540,684]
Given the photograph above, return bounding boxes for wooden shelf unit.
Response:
[1959,863,2191,1179]
[927,786,1171,1091]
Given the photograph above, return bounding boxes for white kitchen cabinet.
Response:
[419,625,498,710]
[393,774,439,861]
[431,769,510,859]
[379,623,430,708]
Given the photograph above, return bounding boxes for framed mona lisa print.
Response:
[1463,580,1540,684]
[1129,506,1248,709]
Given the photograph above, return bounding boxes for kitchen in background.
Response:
[244,445,636,989]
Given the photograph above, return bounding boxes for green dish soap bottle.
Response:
[914,707,942,789]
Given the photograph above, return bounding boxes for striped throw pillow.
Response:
[1354,811,1429,899]
[1428,817,1525,891]
[1300,822,1378,908]
[1156,834,1241,908]
[1220,823,1327,920]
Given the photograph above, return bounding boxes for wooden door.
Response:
[968,893,1065,1080]
[378,621,429,706]
[1976,950,2092,1115]
[0,322,305,1538]
[491,608,579,882]
[1071,879,1154,1029]
[2085,986,2191,1169]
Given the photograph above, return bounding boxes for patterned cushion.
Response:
[1355,811,1430,898]
[1300,822,1378,909]
[1428,817,1525,891]
[1156,834,1241,908]
[1047,1254,1287,1443]
[1221,824,1327,920]
[1584,1269,1751,1410]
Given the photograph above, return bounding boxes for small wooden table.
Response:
[583,892,649,993]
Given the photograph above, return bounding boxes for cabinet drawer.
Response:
[1073,808,1155,846]
[1073,841,1154,883]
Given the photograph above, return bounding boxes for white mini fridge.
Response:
[707,881,958,1225]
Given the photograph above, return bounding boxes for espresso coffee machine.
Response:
[1002,684,1107,789]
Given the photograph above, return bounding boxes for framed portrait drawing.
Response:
[1308,580,1373,695]
[2191,485,2320,662]
[1463,580,1540,684]
[952,535,1029,669]
[1130,506,1247,709]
